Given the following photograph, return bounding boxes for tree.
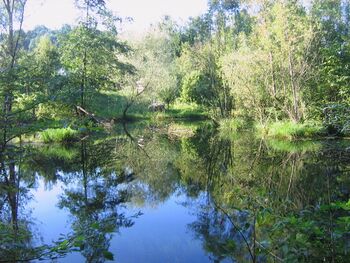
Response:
[0,0,27,145]
[309,0,350,132]
[221,42,273,123]
[181,14,212,46]
[222,0,317,123]
[178,42,233,118]
[119,19,183,118]
[60,0,130,110]
[18,36,63,120]
[138,22,180,108]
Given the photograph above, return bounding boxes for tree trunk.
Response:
[288,49,300,122]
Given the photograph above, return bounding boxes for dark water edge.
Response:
[0,121,349,263]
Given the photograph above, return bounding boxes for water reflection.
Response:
[57,140,139,262]
[0,122,349,262]
[0,146,36,262]
[184,127,350,262]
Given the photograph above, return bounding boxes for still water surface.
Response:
[1,122,349,262]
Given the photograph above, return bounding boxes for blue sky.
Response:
[24,0,208,32]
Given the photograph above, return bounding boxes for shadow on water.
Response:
[0,121,349,262]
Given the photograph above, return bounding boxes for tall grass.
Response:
[40,128,79,143]
[256,121,324,140]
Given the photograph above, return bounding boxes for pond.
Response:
[0,121,349,263]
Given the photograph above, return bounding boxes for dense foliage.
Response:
[0,0,349,145]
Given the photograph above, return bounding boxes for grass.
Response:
[256,121,325,140]
[164,102,208,120]
[40,128,79,143]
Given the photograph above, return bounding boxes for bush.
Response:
[323,104,350,136]
[40,128,79,143]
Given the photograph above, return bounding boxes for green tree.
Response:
[178,42,233,118]
[59,0,129,111]
[0,0,27,145]
[309,0,350,133]
[18,36,63,119]
[137,22,180,107]
[222,0,317,123]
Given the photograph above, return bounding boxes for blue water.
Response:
[30,180,214,263]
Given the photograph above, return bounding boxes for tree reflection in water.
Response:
[0,138,141,262]
[0,122,349,262]
[57,140,141,262]
[0,145,51,261]
[181,125,350,262]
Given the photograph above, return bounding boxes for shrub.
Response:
[323,104,350,135]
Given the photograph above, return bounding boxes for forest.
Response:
[0,0,349,262]
[0,0,349,144]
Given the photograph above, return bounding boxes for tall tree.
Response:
[60,0,129,110]
[222,0,317,122]
[0,0,27,145]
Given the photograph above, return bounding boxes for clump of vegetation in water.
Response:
[256,121,325,140]
[40,128,79,143]
[268,199,350,262]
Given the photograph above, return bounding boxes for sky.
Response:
[24,0,208,33]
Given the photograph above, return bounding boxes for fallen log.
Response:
[76,106,103,124]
